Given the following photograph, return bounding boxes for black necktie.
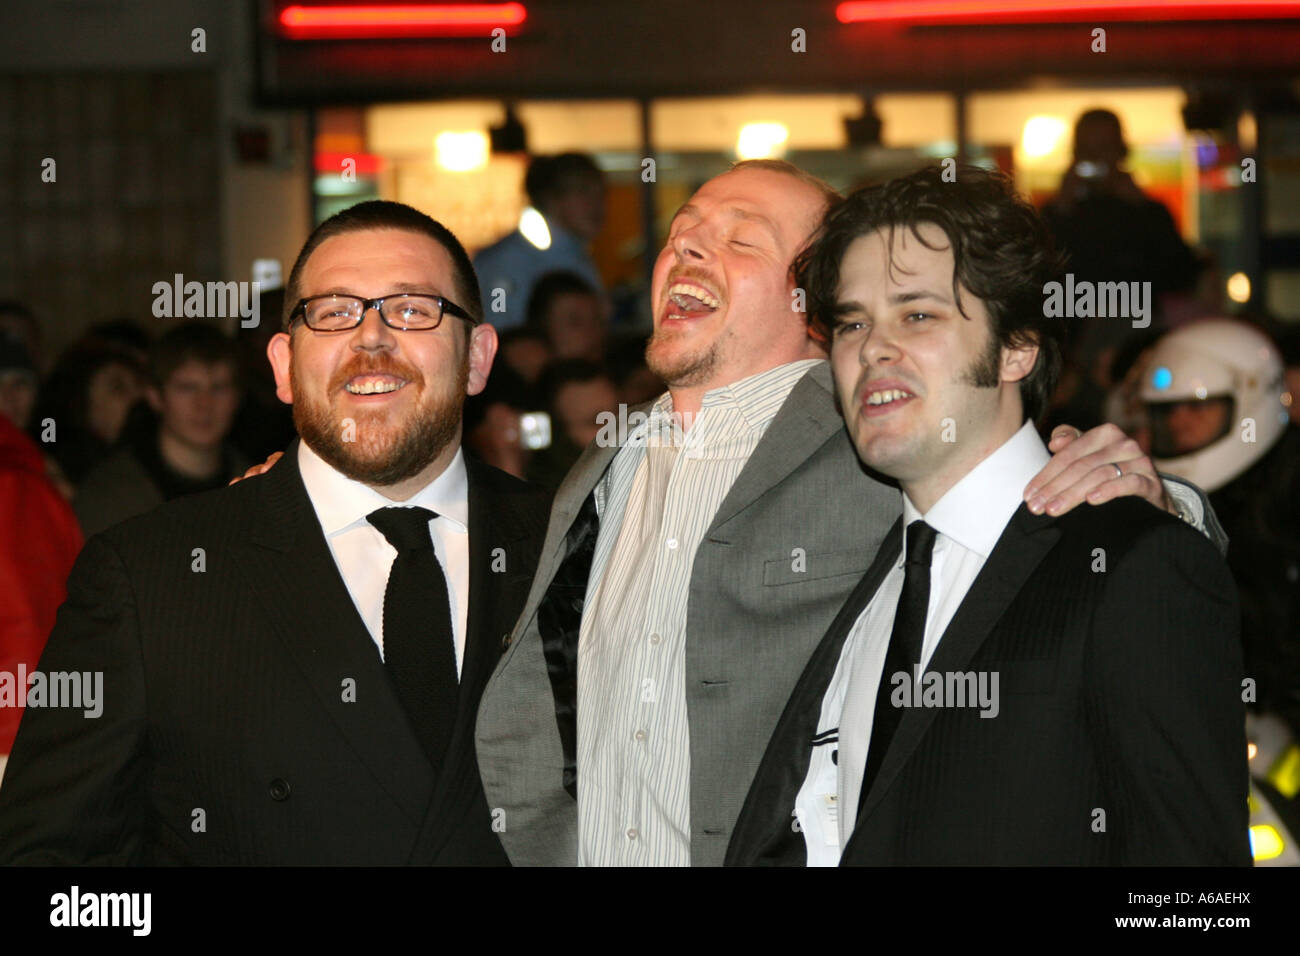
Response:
[858,519,938,818]
[536,491,600,800]
[367,506,458,770]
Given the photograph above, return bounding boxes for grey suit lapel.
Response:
[492,411,631,672]
[534,396,658,552]
[708,364,846,533]
[544,438,620,542]
[541,373,840,549]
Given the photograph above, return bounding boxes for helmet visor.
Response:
[1146,396,1235,459]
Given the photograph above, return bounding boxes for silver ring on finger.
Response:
[1112,462,1123,480]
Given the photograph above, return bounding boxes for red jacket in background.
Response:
[0,414,83,753]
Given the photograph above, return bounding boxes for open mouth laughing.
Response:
[664,280,721,321]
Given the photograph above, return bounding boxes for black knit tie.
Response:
[367,506,458,771]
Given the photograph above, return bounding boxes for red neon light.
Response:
[836,0,1300,25]
[278,4,527,39]
[314,152,384,175]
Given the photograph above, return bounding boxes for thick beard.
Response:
[292,354,469,487]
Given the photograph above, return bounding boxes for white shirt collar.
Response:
[902,419,1049,560]
[649,358,825,434]
[297,440,469,537]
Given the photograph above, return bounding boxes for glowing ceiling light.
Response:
[435,131,489,172]
[737,123,789,160]
[1227,271,1251,304]
[1021,115,1067,159]
[519,207,551,249]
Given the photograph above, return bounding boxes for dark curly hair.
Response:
[795,163,1065,422]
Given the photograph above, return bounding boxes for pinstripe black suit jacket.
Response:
[0,442,549,865]
[727,497,1251,866]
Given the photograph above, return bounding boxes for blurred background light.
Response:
[435,131,489,172]
[1227,271,1252,303]
[519,207,551,249]
[736,122,789,160]
[1021,115,1068,159]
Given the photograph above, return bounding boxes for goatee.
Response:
[292,352,468,487]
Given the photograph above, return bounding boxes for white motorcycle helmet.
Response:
[1141,319,1291,492]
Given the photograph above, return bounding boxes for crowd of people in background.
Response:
[1036,111,1300,732]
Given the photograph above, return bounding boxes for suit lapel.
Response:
[240,442,435,826]
[851,504,1061,834]
[460,455,535,710]
[708,365,845,533]
[414,455,545,861]
[540,435,620,555]
[726,518,904,865]
[489,401,641,675]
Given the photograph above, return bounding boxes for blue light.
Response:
[1152,366,1173,391]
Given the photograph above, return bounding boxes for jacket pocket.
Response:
[762,548,872,586]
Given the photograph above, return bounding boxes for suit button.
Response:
[500,631,512,651]
[269,778,291,801]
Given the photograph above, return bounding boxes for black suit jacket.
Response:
[0,443,549,865]
[727,498,1251,866]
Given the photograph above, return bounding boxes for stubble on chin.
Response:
[645,326,720,390]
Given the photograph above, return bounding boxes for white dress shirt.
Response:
[576,359,824,866]
[296,441,471,676]
[795,420,1050,864]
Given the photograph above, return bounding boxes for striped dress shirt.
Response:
[577,358,825,866]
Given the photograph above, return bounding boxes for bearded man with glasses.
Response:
[0,201,550,865]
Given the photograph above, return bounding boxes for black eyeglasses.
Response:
[290,293,477,332]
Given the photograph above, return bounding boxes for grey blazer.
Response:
[475,363,899,865]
